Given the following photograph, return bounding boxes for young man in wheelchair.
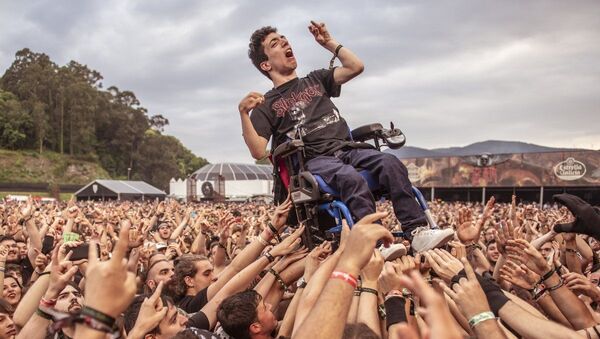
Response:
[238,21,453,253]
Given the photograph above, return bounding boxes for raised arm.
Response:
[308,21,364,85]
[239,92,269,160]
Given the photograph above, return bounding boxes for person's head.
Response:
[217,290,276,339]
[483,228,495,243]
[1,277,21,308]
[173,255,213,297]
[486,240,500,263]
[248,26,296,80]
[54,283,83,314]
[0,237,18,263]
[145,258,175,292]
[157,223,172,240]
[124,295,187,339]
[14,241,26,260]
[0,299,16,339]
[540,242,553,259]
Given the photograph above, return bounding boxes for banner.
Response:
[400,151,600,187]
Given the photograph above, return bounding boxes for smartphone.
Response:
[71,243,100,261]
[42,235,54,255]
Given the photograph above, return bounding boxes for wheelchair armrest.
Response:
[351,123,383,142]
[272,139,305,159]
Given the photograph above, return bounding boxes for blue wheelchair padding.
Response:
[313,170,380,197]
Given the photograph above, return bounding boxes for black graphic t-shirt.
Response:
[250,68,351,159]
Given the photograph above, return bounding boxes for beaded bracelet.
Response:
[268,268,287,292]
[468,311,495,328]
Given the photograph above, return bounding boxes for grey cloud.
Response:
[1,0,599,163]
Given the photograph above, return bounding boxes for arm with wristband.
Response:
[205,197,292,301]
[294,212,393,339]
[356,250,385,337]
[307,21,363,85]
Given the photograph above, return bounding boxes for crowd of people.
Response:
[0,192,598,338]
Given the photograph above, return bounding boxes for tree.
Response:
[0,90,32,149]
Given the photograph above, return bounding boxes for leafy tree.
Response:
[0,90,32,149]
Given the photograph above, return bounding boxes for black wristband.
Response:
[267,222,281,242]
[81,306,115,328]
[385,296,407,329]
[452,269,509,316]
[358,287,378,296]
[264,252,275,263]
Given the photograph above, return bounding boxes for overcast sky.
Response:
[1,0,599,164]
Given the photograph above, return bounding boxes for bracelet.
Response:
[565,248,579,255]
[330,271,358,289]
[257,235,269,246]
[81,306,116,328]
[217,243,227,250]
[468,311,496,328]
[0,267,5,273]
[329,44,343,69]
[36,307,54,320]
[268,268,287,291]
[263,252,275,263]
[358,287,379,297]
[378,304,387,320]
[546,277,564,292]
[539,267,556,283]
[40,297,57,307]
[267,222,281,242]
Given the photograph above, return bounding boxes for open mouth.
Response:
[285,48,294,58]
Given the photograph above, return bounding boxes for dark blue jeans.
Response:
[305,148,427,234]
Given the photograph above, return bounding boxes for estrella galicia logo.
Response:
[554,158,586,181]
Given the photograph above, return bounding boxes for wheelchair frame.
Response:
[272,122,437,248]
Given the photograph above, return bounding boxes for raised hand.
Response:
[499,260,539,290]
[361,250,384,283]
[238,92,265,114]
[425,249,464,283]
[563,272,600,300]
[506,239,550,276]
[336,212,393,277]
[84,222,137,318]
[270,225,305,257]
[442,258,492,320]
[457,197,495,244]
[308,21,333,46]
[270,193,292,231]
[128,281,168,338]
[553,194,600,239]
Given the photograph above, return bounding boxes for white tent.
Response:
[170,163,273,201]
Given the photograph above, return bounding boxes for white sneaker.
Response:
[379,243,407,261]
[410,227,455,253]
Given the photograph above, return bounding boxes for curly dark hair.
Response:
[248,26,277,79]
[217,290,262,339]
[172,254,209,298]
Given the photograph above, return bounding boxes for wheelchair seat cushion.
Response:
[314,169,380,197]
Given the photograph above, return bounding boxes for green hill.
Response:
[0,149,110,185]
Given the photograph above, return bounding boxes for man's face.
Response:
[484,229,495,242]
[55,285,83,314]
[0,312,16,339]
[253,300,277,335]
[147,260,175,290]
[192,260,214,291]
[0,241,18,263]
[15,243,26,259]
[155,303,188,338]
[486,243,500,262]
[540,243,553,259]
[158,224,171,240]
[261,32,297,76]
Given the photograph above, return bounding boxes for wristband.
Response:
[330,271,358,289]
[329,44,343,70]
[267,222,281,242]
[454,269,509,316]
[257,235,269,246]
[358,287,378,297]
[81,306,116,328]
[263,252,275,263]
[468,311,495,328]
[385,296,407,329]
[36,307,54,320]
[539,266,556,283]
[268,268,287,292]
[546,277,564,292]
[40,297,57,307]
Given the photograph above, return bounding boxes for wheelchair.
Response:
[271,122,439,249]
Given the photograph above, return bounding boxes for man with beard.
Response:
[44,283,83,339]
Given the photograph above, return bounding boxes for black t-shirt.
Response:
[187,310,211,331]
[178,287,209,313]
[250,68,351,159]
